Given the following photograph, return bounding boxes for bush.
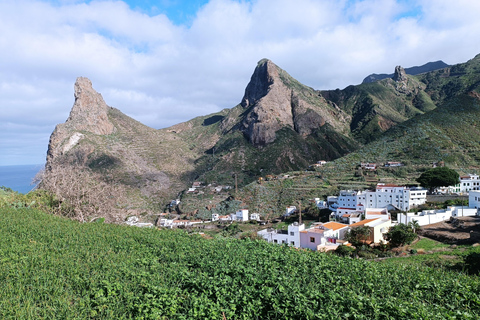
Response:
[384,223,417,248]
[358,250,376,259]
[334,245,355,257]
[464,252,480,275]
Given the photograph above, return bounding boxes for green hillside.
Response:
[1,207,479,319]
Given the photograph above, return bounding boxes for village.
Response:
[132,169,480,252]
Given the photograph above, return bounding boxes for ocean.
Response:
[0,164,44,194]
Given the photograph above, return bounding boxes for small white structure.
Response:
[469,190,480,209]
[285,206,297,216]
[236,209,249,222]
[250,213,261,221]
[313,198,328,209]
[398,206,478,226]
[170,199,181,206]
[257,222,305,247]
[361,162,377,170]
[211,213,219,222]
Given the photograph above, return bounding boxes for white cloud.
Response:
[1,0,480,165]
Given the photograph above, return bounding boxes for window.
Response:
[310,237,315,243]
[290,232,294,236]
[282,240,286,244]
[291,241,295,246]
[273,239,278,244]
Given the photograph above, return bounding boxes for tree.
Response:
[416,167,459,193]
[383,223,417,247]
[345,226,371,247]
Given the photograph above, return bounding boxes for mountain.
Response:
[42,54,480,221]
[362,60,450,83]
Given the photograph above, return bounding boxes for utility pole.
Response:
[235,174,238,195]
[298,201,302,225]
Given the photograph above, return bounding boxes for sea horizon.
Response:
[0,164,44,194]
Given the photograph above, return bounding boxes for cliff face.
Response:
[239,59,349,146]
[46,77,115,164]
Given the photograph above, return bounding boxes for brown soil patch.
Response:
[419,216,480,244]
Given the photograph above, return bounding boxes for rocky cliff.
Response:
[42,54,480,221]
[238,59,349,145]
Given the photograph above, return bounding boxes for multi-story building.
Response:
[332,184,427,217]
[444,174,480,194]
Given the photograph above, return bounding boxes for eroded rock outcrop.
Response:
[239,59,348,146]
[47,77,115,163]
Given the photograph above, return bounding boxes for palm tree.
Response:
[408,220,421,234]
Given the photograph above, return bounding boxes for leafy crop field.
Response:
[1,208,479,319]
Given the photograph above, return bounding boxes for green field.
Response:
[1,207,479,319]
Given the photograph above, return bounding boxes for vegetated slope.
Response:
[172,60,441,188]
[362,60,450,83]
[1,207,479,319]
[339,54,480,170]
[43,78,215,221]
[43,54,480,220]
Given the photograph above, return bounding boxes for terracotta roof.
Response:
[349,218,379,227]
[342,214,351,217]
[322,221,349,231]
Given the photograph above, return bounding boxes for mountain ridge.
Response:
[42,53,480,221]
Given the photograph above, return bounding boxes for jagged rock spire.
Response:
[393,66,407,82]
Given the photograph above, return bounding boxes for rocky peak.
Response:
[239,59,295,145]
[392,66,407,82]
[241,59,277,109]
[66,77,115,135]
[46,77,115,164]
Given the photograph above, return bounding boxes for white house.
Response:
[349,218,392,244]
[285,206,297,216]
[440,174,480,194]
[257,222,305,247]
[250,213,261,221]
[299,221,349,250]
[236,209,249,222]
[470,190,480,209]
[211,213,219,222]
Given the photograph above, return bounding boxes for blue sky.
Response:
[124,0,211,25]
[1,0,480,166]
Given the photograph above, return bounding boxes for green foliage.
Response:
[384,223,418,248]
[1,208,480,319]
[464,252,480,275]
[416,167,460,192]
[344,226,371,247]
[334,245,356,257]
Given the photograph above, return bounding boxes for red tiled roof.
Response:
[349,218,379,227]
[323,221,349,231]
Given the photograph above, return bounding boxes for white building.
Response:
[285,206,297,216]
[469,190,480,209]
[236,209,249,222]
[250,213,261,221]
[299,221,349,250]
[363,184,427,212]
[333,184,426,218]
[398,206,478,226]
[257,222,305,247]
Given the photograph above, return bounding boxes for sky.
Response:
[1,0,480,166]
